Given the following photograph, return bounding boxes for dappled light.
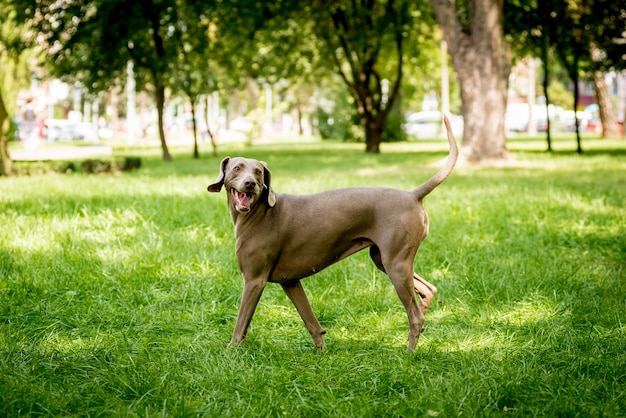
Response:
[1,128,625,415]
[1,0,624,412]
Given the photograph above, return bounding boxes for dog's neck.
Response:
[229,198,269,229]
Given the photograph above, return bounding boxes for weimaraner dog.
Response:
[208,116,458,350]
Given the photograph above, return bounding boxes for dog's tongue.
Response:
[231,189,252,212]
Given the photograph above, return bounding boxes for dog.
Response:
[208,116,458,350]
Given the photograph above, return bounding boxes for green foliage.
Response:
[381,100,407,142]
[1,2,34,175]
[0,4,32,115]
[312,0,418,151]
[314,105,360,141]
[314,84,361,141]
[1,137,625,415]
[546,79,574,110]
[505,0,626,73]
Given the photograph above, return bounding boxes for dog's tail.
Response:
[413,115,459,200]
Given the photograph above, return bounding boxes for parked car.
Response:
[561,110,592,132]
[45,119,99,141]
[505,103,553,133]
[403,111,463,139]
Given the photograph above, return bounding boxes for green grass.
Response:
[1,134,625,416]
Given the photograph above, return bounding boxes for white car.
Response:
[404,111,463,139]
[505,103,557,133]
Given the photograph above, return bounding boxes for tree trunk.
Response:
[0,87,13,177]
[365,119,383,153]
[190,101,199,159]
[527,58,537,135]
[205,94,218,157]
[334,59,399,155]
[296,103,304,136]
[144,7,172,162]
[593,71,619,139]
[155,83,172,162]
[623,98,626,139]
[431,0,511,164]
[541,39,552,152]
[572,60,583,154]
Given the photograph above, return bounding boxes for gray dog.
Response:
[208,117,458,350]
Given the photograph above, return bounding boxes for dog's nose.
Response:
[244,178,257,190]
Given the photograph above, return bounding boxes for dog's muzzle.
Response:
[230,188,255,212]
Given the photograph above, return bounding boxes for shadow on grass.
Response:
[1,139,625,416]
[515,148,626,158]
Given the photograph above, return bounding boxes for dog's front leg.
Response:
[280,280,326,350]
[229,277,267,347]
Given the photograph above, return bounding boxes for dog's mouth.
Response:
[230,188,255,212]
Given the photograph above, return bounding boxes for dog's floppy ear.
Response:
[207,157,230,192]
[261,161,276,207]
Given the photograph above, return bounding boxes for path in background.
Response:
[11,145,113,161]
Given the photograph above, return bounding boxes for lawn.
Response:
[1,134,625,416]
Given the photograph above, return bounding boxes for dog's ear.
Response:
[261,161,276,207]
[207,157,230,192]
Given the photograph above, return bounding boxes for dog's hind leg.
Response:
[281,280,326,350]
[370,246,436,314]
[370,246,424,350]
[386,263,425,351]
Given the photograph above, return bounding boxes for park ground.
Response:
[0,132,625,416]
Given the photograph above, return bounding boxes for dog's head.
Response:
[208,157,276,213]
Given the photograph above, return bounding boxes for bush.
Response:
[382,109,407,142]
[314,92,406,143]
[13,157,141,175]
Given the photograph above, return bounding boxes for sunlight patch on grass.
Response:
[482,298,563,328]
[355,164,403,177]
[38,328,112,356]
[264,304,299,322]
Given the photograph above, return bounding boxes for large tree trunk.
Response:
[593,71,619,139]
[0,87,13,177]
[431,0,511,164]
[364,118,384,153]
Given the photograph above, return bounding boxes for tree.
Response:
[545,0,625,149]
[11,0,211,161]
[0,3,31,176]
[505,0,558,151]
[313,0,418,153]
[227,0,468,153]
[216,0,336,142]
[170,0,222,158]
[0,87,11,177]
[585,0,626,140]
[506,0,626,150]
[431,0,511,163]
[95,0,176,161]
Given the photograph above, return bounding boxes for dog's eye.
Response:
[254,168,262,176]
[233,166,240,172]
